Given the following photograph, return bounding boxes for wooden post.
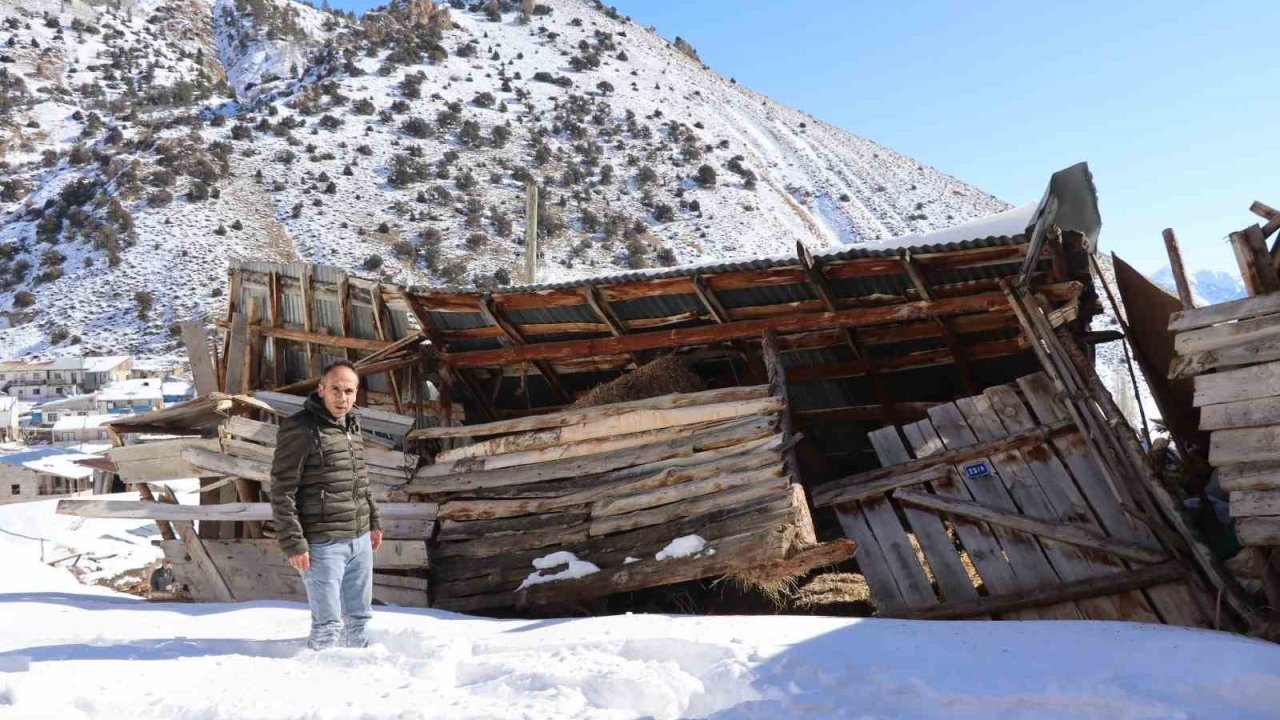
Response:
[1231,225,1280,296]
[524,182,538,285]
[1161,228,1195,310]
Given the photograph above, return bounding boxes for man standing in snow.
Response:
[270,360,383,650]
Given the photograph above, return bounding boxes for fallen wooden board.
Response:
[882,563,1185,620]
[892,490,1169,564]
[110,439,223,483]
[58,499,438,522]
[1235,517,1280,546]
[811,420,1073,507]
[1193,360,1280,407]
[433,506,798,601]
[436,525,789,614]
[435,397,782,462]
[1168,292,1280,332]
[1209,426,1280,466]
[1228,490,1280,518]
[408,386,770,440]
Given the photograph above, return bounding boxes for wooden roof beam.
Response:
[477,294,573,405]
[691,273,730,323]
[441,289,1053,368]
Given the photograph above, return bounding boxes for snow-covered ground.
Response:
[2,491,1280,718]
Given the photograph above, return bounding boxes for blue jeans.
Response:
[301,534,373,650]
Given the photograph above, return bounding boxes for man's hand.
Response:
[288,552,310,572]
[371,529,383,552]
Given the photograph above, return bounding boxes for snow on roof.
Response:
[82,356,131,373]
[0,446,98,479]
[38,394,94,409]
[97,379,164,402]
[161,380,193,397]
[870,202,1038,251]
[51,415,116,432]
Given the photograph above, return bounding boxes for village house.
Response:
[50,414,114,450]
[0,356,133,401]
[0,446,96,505]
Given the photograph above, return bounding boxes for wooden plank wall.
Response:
[813,372,1208,626]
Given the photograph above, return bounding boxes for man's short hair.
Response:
[320,359,359,381]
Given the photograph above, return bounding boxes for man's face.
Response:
[318,366,359,419]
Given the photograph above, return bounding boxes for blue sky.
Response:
[328,0,1279,275]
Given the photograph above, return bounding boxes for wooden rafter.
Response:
[901,249,977,394]
[441,290,1034,368]
[580,284,627,337]
[691,273,730,324]
[477,294,573,405]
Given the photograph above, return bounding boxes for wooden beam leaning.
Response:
[893,490,1168,564]
[1230,225,1280,296]
[1162,229,1195,310]
[690,273,730,323]
[811,419,1075,506]
[1250,199,1280,241]
[883,563,1185,620]
[181,322,220,396]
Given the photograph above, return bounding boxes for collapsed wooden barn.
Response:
[56,164,1259,629]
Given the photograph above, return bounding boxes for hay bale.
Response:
[570,354,704,409]
[792,572,873,609]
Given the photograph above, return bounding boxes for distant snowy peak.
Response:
[1150,266,1246,306]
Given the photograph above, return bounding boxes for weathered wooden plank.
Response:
[883,563,1185,621]
[928,401,1071,620]
[408,386,769,440]
[1228,490,1280,517]
[407,417,779,493]
[418,414,777,479]
[184,445,270,482]
[901,419,1022,598]
[1199,398,1280,431]
[156,490,235,603]
[438,510,592,540]
[436,525,788,613]
[591,467,784,517]
[958,393,1098,619]
[894,491,1167,564]
[182,322,220,397]
[982,385,1138,622]
[435,398,782,462]
[110,439,224,483]
[588,475,791,537]
[1236,517,1280,546]
[1017,372,1203,627]
[224,311,250,395]
[812,420,1074,507]
[1174,311,1280,355]
[1170,335,1280,379]
[436,522,591,558]
[434,496,792,582]
[373,584,430,607]
[1168,292,1280,333]
[1218,462,1280,492]
[1209,426,1280,466]
[865,427,977,606]
[832,506,907,608]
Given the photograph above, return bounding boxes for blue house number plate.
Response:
[964,461,991,479]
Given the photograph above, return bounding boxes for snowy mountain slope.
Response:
[3,498,1280,719]
[0,0,1008,361]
